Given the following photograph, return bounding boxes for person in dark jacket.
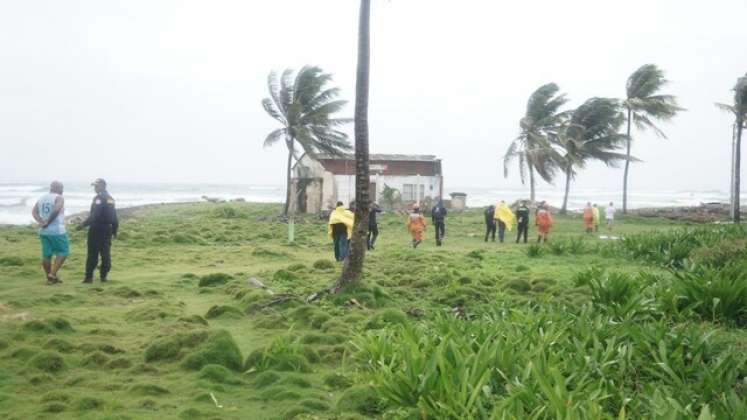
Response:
[76,178,119,283]
[515,200,530,243]
[484,205,496,242]
[431,199,447,246]
[367,203,382,250]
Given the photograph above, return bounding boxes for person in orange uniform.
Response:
[406,206,427,248]
[535,203,553,243]
[582,202,594,234]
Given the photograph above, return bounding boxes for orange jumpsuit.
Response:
[406,213,427,241]
[536,209,553,235]
[582,207,594,230]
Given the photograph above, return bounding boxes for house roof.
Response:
[317,153,440,162]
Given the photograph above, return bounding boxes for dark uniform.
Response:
[515,204,530,243]
[82,191,118,281]
[431,202,447,246]
[484,205,496,242]
[367,206,382,250]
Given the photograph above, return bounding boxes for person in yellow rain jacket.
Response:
[592,203,601,232]
[406,206,427,249]
[328,202,354,261]
[493,201,516,243]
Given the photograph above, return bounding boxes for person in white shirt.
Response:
[605,202,616,231]
[31,181,68,284]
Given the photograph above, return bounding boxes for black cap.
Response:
[91,178,107,187]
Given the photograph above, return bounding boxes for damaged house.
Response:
[289,154,443,213]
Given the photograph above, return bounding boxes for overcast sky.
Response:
[1,0,745,192]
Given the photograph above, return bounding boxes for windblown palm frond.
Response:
[621,64,684,212]
[552,98,630,212]
[503,83,569,198]
[261,66,353,215]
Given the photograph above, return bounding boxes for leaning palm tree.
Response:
[716,74,747,223]
[262,66,352,216]
[504,83,569,201]
[622,64,684,213]
[551,98,630,214]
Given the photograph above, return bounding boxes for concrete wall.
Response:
[333,174,442,206]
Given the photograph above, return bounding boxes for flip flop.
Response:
[46,274,61,285]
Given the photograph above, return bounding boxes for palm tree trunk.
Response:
[622,106,632,214]
[734,114,744,224]
[283,140,294,216]
[335,0,371,291]
[528,162,536,202]
[561,164,572,215]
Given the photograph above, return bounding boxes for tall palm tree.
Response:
[622,64,684,213]
[551,98,630,214]
[262,66,352,216]
[334,0,371,292]
[504,83,568,201]
[716,74,747,223]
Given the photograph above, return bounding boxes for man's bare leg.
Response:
[50,256,66,281]
[42,259,51,276]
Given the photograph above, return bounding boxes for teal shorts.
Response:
[40,234,70,259]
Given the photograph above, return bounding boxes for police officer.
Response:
[76,178,119,283]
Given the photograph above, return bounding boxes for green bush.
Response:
[144,331,208,363]
[336,385,383,416]
[198,273,233,287]
[28,352,66,373]
[181,330,243,372]
[312,259,335,270]
[244,335,312,373]
[356,307,745,418]
[665,264,747,326]
[204,305,243,319]
[526,244,543,258]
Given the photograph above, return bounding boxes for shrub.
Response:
[620,225,747,268]
[204,305,243,319]
[28,352,66,373]
[252,371,281,388]
[356,308,745,418]
[23,317,74,334]
[336,385,383,416]
[690,238,747,267]
[244,335,312,373]
[312,259,335,270]
[144,331,208,363]
[323,373,353,390]
[667,264,747,326]
[526,244,543,258]
[43,338,75,353]
[181,330,243,372]
[548,241,567,256]
[198,273,233,287]
[199,364,240,384]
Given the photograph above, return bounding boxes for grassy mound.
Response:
[28,352,66,373]
[144,331,209,363]
[181,330,243,371]
[204,305,243,320]
[198,273,233,287]
[22,317,74,334]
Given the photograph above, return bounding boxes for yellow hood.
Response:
[494,203,516,231]
[328,206,354,239]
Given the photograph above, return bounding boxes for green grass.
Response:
[0,202,745,419]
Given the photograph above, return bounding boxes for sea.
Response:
[0,182,733,225]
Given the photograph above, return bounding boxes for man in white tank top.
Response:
[31,181,69,284]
